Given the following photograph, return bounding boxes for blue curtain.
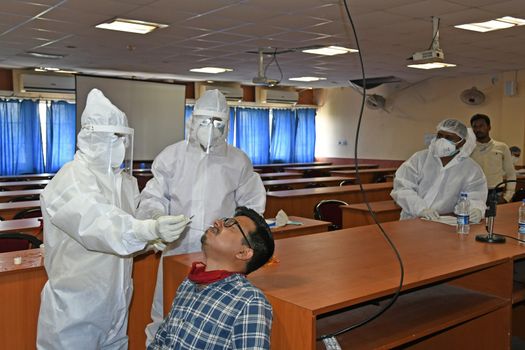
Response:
[45,101,76,172]
[270,109,295,163]
[294,108,316,162]
[184,104,193,139]
[228,107,235,145]
[236,107,270,165]
[0,99,44,175]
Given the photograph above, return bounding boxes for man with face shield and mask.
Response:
[37,89,190,350]
[391,119,487,223]
[136,89,266,345]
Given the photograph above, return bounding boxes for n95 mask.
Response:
[431,138,460,158]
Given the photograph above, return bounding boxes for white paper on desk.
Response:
[422,215,457,226]
[275,209,288,227]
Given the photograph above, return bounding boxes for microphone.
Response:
[475,179,517,243]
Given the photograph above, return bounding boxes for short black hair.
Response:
[510,146,521,154]
[234,206,274,274]
[470,114,491,126]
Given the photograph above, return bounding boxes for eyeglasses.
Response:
[221,217,252,249]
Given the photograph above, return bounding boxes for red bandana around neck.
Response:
[188,261,241,285]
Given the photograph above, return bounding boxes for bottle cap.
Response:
[13,256,22,265]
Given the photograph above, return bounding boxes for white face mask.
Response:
[432,138,461,158]
[110,138,126,168]
[196,118,225,150]
[512,156,519,165]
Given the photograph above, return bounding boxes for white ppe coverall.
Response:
[391,128,487,220]
[136,89,266,342]
[37,89,156,349]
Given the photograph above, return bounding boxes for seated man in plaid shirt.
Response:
[148,206,275,350]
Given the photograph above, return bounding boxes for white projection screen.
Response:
[75,75,186,160]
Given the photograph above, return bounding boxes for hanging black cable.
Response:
[316,0,405,344]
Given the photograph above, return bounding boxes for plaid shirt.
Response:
[148,274,272,350]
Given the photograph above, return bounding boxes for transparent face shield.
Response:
[193,115,227,153]
[83,124,134,174]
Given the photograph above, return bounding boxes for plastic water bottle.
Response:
[518,199,525,243]
[456,192,470,235]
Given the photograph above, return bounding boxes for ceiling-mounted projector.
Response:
[252,76,279,87]
[251,48,280,87]
[411,48,444,62]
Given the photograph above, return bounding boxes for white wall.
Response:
[315,70,525,162]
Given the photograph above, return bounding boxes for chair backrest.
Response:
[13,207,42,220]
[304,182,327,189]
[313,199,349,231]
[339,179,355,186]
[0,233,43,253]
[303,169,331,178]
[512,188,525,202]
[267,184,294,192]
[8,195,40,203]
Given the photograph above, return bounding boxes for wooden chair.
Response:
[339,179,355,186]
[13,207,42,220]
[0,232,43,253]
[313,199,349,231]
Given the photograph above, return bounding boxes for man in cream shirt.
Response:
[470,114,516,203]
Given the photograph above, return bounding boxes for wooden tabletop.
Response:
[0,200,41,220]
[266,182,393,198]
[262,176,355,189]
[284,164,379,173]
[330,167,398,176]
[0,218,42,236]
[0,173,55,181]
[0,180,49,190]
[341,200,401,228]
[0,248,43,273]
[269,216,330,240]
[259,172,303,180]
[0,189,43,203]
[254,162,332,172]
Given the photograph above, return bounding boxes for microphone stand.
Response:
[475,180,516,243]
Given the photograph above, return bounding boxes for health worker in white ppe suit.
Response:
[136,89,266,344]
[37,89,190,350]
[391,118,487,222]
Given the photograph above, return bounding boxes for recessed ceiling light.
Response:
[289,76,327,82]
[26,51,64,59]
[407,62,457,70]
[455,16,525,32]
[189,67,233,74]
[96,18,168,34]
[302,46,358,56]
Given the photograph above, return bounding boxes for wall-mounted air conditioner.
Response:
[264,88,298,104]
[202,84,243,101]
[19,72,75,94]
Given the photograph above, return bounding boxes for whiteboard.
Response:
[75,75,186,160]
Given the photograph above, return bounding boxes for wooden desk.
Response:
[254,162,332,173]
[263,176,355,190]
[0,248,160,350]
[330,167,398,184]
[265,183,393,218]
[0,180,49,191]
[0,173,55,182]
[341,200,401,228]
[259,172,303,180]
[270,216,330,240]
[0,200,40,220]
[164,206,525,349]
[284,164,379,175]
[0,218,42,238]
[0,189,43,203]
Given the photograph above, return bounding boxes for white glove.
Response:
[146,239,167,253]
[419,208,440,220]
[469,208,483,224]
[155,215,189,243]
